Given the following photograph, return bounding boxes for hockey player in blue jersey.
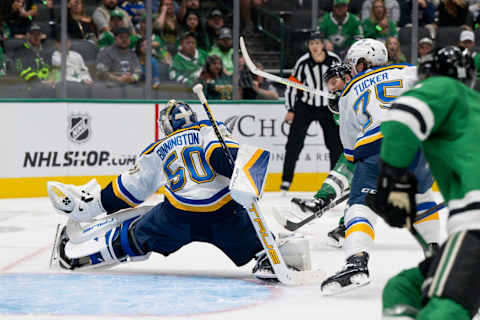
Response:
[47,100,310,281]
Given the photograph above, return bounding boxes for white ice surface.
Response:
[0,192,447,320]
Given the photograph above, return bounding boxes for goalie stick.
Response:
[239,36,335,99]
[192,84,324,285]
[272,193,350,232]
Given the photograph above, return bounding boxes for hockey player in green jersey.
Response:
[291,63,354,247]
[375,46,479,319]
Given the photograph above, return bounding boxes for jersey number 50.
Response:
[163,146,215,191]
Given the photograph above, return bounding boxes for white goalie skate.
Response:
[47,179,106,222]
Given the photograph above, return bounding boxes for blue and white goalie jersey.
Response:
[110,120,239,212]
[338,64,417,162]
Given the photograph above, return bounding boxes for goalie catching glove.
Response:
[374,161,417,228]
[47,179,106,222]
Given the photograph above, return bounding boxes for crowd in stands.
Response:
[0,0,478,99]
[0,0,278,99]
[317,0,479,86]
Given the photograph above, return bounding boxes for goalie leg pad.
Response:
[252,234,311,281]
[278,234,311,271]
[58,215,149,270]
[422,230,480,317]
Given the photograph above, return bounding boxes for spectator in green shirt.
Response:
[198,55,232,100]
[318,0,363,58]
[98,11,138,50]
[169,31,208,86]
[208,27,233,76]
[362,0,398,41]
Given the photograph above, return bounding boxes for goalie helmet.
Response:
[419,45,476,88]
[159,100,198,136]
[322,63,352,114]
[345,38,388,75]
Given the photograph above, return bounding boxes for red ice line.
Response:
[0,245,50,272]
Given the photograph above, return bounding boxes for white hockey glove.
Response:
[47,179,106,222]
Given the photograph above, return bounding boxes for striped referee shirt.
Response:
[285,50,341,111]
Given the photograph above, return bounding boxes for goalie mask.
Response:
[345,38,388,75]
[322,63,352,114]
[159,100,198,136]
[419,46,476,88]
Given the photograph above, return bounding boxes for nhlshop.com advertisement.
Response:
[0,101,332,197]
[1,102,154,179]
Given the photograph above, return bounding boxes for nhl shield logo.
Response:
[68,113,91,144]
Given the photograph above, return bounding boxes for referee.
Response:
[281,31,343,192]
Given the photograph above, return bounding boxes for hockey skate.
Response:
[320,252,370,295]
[326,221,346,248]
[252,251,281,282]
[291,197,327,214]
[52,225,92,270]
[252,234,311,283]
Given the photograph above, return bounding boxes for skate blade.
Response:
[49,224,62,269]
[321,273,370,296]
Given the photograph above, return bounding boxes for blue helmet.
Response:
[159,100,198,135]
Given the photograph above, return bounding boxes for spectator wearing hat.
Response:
[96,27,142,84]
[418,37,434,63]
[386,36,406,64]
[198,54,233,100]
[120,0,145,25]
[204,9,224,51]
[14,24,51,82]
[362,0,398,41]
[7,0,38,39]
[361,0,400,24]
[155,0,181,50]
[458,29,480,81]
[169,31,207,86]
[208,27,233,76]
[93,0,134,34]
[318,0,363,58]
[98,11,138,50]
[280,31,342,192]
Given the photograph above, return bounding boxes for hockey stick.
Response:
[273,192,350,232]
[192,84,235,168]
[192,84,323,285]
[407,201,445,258]
[239,36,335,99]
